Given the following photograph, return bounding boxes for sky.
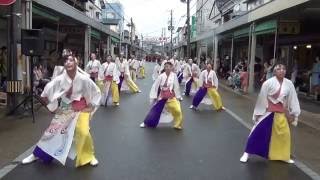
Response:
[118,0,197,38]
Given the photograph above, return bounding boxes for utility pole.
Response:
[130,17,134,56]
[168,10,174,57]
[141,33,143,57]
[187,0,191,58]
[119,17,124,56]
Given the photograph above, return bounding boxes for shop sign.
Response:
[278,21,300,35]
[60,26,84,34]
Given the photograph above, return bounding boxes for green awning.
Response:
[233,27,250,39]
[111,37,119,43]
[32,4,59,22]
[255,20,277,35]
[91,29,101,40]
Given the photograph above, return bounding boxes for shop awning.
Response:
[0,0,16,5]
[255,20,277,35]
[32,4,60,22]
[91,29,101,40]
[233,27,250,39]
[111,37,119,43]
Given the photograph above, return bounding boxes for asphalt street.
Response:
[1,63,312,180]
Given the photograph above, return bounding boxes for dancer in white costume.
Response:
[140,62,183,130]
[85,52,101,82]
[129,55,140,82]
[22,54,101,167]
[184,59,201,96]
[99,55,120,106]
[116,55,141,93]
[239,64,300,164]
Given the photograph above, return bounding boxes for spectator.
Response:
[240,67,249,94]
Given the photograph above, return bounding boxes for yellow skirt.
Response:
[75,112,96,167]
[269,113,291,160]
[207,88,223,110]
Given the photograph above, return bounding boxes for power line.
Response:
[174,0,197,28]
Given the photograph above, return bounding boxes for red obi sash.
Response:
[203,81,215,88]
[160,86,175,99]
[72,97,87,111]
[105,75,113,81]
[267,84,285,113]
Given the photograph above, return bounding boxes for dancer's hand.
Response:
[291,117,298,127]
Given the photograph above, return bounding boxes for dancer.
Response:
[116,55,141,93]
[184,59,201,96]
[140,62,183,130]
[138,58,146,79]
[239,64,300,164]
[129,55,139,82]
[85,52,101,82]
[22,54,101,167]
[100,55,120,106]
[190,63,224,111]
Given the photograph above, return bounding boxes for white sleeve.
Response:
[287,82,301,118]
[125,62,130,76]
[150,76,161,100]
[41,78,59,112]
[174,76,182,99]
[199,71,205,87]
[253,82,269,120]
[213,71,219,89]
[98,64,105,81]
[152,66,158,81]
[84,77,102,107]
[113,65,120,84]
[85,62,90,73]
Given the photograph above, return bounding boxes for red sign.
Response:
[0,0,16,5]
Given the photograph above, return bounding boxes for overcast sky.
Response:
[119,0,197,38]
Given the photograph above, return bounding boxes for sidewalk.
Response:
[0,108,52,169]
[219,81,320,175]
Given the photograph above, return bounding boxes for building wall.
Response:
[86,0,102,22]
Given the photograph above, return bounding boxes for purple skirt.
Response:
[143,99,168,128]
[118,74,125,92]
[185,78,194,96]
[33,146,54,164]
[245,113,274,159]
[192,87,207,107]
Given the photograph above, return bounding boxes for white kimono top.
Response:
[150,72,181,100]
[139,60,145,67]
[117,59,130,76]
[253,77,301,121]
[100,62,120,83]
[152,64,161,81]
[199,70,219,89]
[192,63,201,77]
[130,59,140,70]
[85,59,101,73]
[41,69,101,112]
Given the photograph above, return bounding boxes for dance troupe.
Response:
[22,50,301,167]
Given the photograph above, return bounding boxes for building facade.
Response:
[186,0,318,96]
[0,0,121,113]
